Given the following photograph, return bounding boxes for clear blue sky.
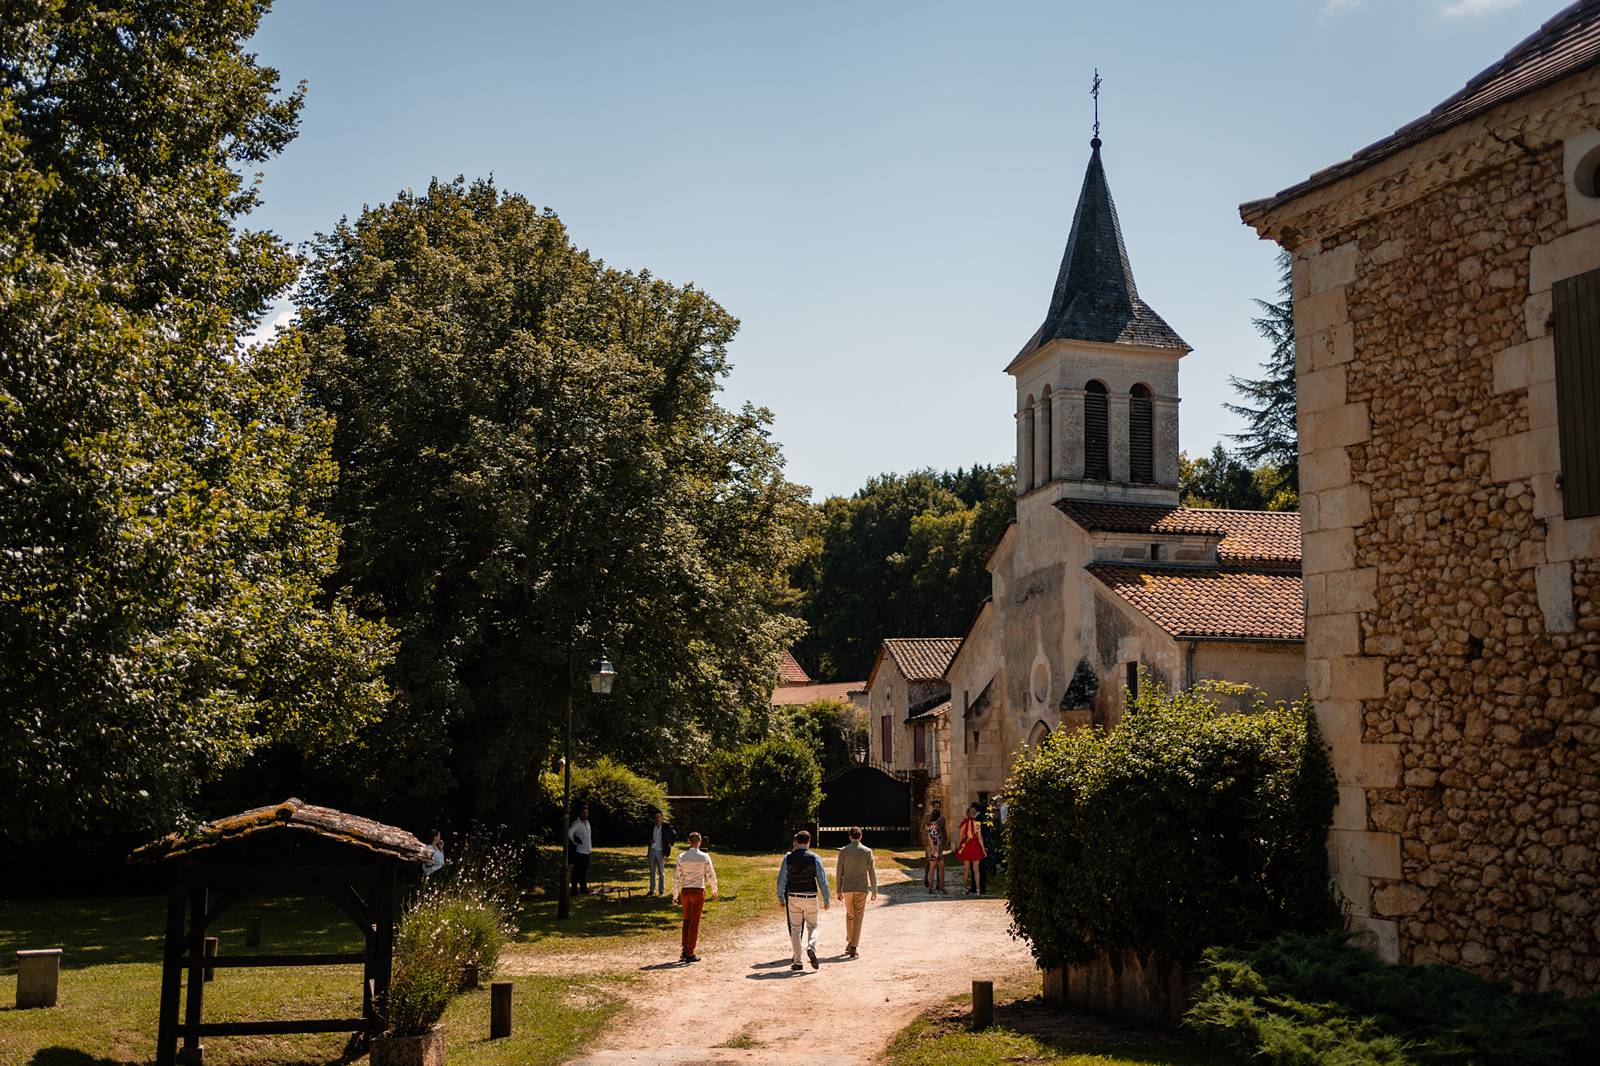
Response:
[248,0,1553,499]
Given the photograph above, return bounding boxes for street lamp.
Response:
[558,654,618,920]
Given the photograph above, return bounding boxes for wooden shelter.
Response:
[132,798,431,1065]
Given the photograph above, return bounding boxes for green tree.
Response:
[776,698,865,779]
[1228,250,1298,491]
[792,466,1013,678]
[704,737,822,848]
[1180,445,1296,512]
[0,0,393,840]
[296,178,806,824]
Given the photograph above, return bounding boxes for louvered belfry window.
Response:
[1130,384,1154,483]
[1554,267,1600,519]
[1084,380,1110,480]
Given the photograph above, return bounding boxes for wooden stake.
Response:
[245,917,262,948]
[490,981,513,1039]
[203,938,219,982]
[972,980,994,1029]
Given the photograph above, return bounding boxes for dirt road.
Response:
[566,859,1037,1065]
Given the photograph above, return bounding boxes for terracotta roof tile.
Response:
[1055,500,1301,567]
[771,680,865,706]
[883,637,963,682]
[778,649,812,685]
[1243,1,1600,220]
[1088,564,1305,642]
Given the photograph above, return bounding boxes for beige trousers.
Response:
[841,891,869,950]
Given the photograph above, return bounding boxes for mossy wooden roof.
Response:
[132,798,433,866]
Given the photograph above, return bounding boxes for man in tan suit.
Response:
[834,826,878,958]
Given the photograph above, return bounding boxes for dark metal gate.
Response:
[817,765,912,847]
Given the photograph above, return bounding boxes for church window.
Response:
[1130,384,1154,483]
[1149,543,1162,561]
[1083,380,1109,480]
[1577,144,1600,199]
[1039,384,1054,485]
[1553,267,1600,518]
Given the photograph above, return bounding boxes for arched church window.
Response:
[1130,384,1154,484]
[1083,381,1109,480]
[1038,385,1053,486]
[1018,395,1036,491]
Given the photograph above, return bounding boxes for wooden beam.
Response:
[155,881,185,1066]
[202,890,241,931]
[178,865,388,890]
[322,885,374,934]
[181,1018,368,1036]
[180,886,206,1061]
[181,952,366,968]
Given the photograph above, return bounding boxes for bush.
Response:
[538,757,671,846]
[776,698,865,780]
[1005,677,1337,969]
[1187,933,1600,1065]
[704,736,821,848]
[383,835,521,1033]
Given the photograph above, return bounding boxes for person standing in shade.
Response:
[568,804,594,895]
[834,827,877,958]
[957,804,988,894]
[672,831,717,962]
[923,803,947,893]
[423,829,445,877]
[776,830,830,971]
[646,809,677,896]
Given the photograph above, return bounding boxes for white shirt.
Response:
[672,847,718,900]
[568,819,593,854]
[650,825,663,851]
[424,844,444,876]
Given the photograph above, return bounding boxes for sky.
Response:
[247,0,1555,499]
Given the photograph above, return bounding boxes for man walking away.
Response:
[776,830,830,971]
[568,804,594,895]
[834,827,877,958]
[647,809,677,896]
[672,831,717,962]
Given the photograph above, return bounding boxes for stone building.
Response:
[1241,1,1600,993]
[863,638,962,792]
[941,135,1308,817]
[769,648,866,714]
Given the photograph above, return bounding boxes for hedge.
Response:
[1187,933,1600,1065]
[703,736,821,848]
[1005,677,1338,968]
[538,757,671,847]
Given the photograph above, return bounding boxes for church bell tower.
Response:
[1006,126,1189,506]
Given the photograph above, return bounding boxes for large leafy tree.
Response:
[792,466,1013,679]
[0,0,394,840]
[1180,446,1296,512]
[296,178,805,824]
[1227,250,1298,491]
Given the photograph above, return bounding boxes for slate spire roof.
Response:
[1013,139,1188,366]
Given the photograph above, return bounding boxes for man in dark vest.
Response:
[775,830,831,971]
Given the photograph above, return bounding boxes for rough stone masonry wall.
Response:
[1291,93,1600,994]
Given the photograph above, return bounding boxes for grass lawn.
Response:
[2,843,925,1065]
[884,983,1230,1066]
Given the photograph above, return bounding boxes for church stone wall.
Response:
[1253,71,1600,993]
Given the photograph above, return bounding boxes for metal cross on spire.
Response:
[1091,68,1102,145]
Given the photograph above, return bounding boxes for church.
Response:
[940,133,1307,815]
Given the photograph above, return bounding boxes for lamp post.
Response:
[558,655,617,920]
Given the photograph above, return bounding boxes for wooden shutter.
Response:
[914,723,927,765]
[881,716,892,765]
[1084,383,1110,480]
[1554,267,1600,519]
[1130,385,1154,483]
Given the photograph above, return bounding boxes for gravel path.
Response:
[566,860,1036,1065]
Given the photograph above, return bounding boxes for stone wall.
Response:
[1253,72,1600,993]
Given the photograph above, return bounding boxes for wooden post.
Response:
[202,937,218,982]
[971,980,994,1029]
[178,884,207,1064]
[490,981,512,1039]
[245,917,262,948]
[156,879,186,1066]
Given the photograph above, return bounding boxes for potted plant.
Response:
[372,918,456,1066]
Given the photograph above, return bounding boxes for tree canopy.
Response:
[1227,250,1298,492]
[296,178,806,826]
[0,0,393,840]
[1180,446,1297,512]
[788,466,1013,680]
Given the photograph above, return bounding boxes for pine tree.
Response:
[1227,251,1298,491]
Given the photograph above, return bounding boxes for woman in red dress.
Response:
[956,805,987,894]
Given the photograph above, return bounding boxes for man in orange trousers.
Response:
[671,831,718,962]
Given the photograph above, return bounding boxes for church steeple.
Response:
[1014,138,1188,362]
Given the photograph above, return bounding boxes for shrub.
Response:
[1005,677,1338,969]
[1187,933,1600,1065]
[704,736,821,848]
[538,757,671,846]
[777,698,866,779]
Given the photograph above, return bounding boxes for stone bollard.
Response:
[971,979,994,1029]
[490,981,513,1039]
[16,949,62,1008]
[245,916,262,948]
[203,937,219,982]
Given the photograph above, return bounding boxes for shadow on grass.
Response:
[949,996,1226,1066]
[27,1049,139,1066]
[0,894,362,972]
